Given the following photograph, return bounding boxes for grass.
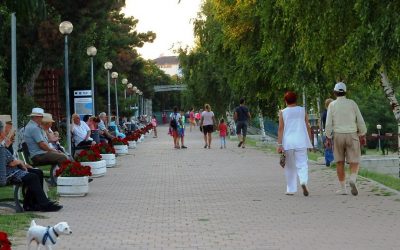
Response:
[0,165,58,237]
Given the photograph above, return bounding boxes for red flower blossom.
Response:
[55,160,92,177]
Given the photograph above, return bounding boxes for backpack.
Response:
[170,114,178,129]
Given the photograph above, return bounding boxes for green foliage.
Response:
[179,0,400,125]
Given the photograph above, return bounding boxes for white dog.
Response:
[27,220,72,250]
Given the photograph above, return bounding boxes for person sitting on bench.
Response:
[23,108,67,166]
[0,121,62,212]
[98,112,115,143]
[71,113,95,147]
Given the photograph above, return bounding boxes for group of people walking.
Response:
[277,82,366,197]
[169,99,251,150]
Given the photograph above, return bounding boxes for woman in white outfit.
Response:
[277,91,312,196]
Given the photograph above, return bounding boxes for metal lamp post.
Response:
[59,21,73,154]
[127,83,133,112]
[122,78,128,99]
[139,91,143,116]
[104,62,113,123]
[86,46,97,115]
[136,89,140,117]
[377,124,382,152]
[111,72,119,124]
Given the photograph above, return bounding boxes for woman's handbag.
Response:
[279,152,286,168]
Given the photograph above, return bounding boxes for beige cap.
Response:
[0,115,11,125]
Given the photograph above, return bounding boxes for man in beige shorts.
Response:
[325,82,367,196]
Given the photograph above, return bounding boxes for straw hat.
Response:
[0,115,12,125]
[28,107,45,117]
[42,113,55,123]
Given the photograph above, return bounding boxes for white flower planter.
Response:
[80,160,107,177]
[100,153,116,168]
[114,145,129,155]
[140,134,145,142]
[128,141,137,149]
[57,176,89,197]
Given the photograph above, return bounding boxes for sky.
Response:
[122,0,202,60]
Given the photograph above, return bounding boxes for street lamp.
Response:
[377,124,382,152]
[86,46,97,115]
[104,61,113,123]
[59,21,73,154]
[122,78,128,99]
[139,91,143,116]
[111,72,119,124]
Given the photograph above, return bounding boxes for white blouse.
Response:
[282,106,312,150]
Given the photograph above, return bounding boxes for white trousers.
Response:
[284,148,309,193]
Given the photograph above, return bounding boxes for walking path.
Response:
[13,126,400,250]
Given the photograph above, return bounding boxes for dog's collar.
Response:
[42,226,57,245]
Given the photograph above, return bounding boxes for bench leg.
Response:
[48,165,59,186]
[14,185,23,213]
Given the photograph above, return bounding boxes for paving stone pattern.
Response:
[13,126,400,250]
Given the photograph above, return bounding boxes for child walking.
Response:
[151,115,158,138]
[219,118,228,149]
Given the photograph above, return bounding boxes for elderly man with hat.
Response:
[325,82,367,196]
[24,108,67,167]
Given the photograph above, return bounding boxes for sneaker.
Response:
[285,192,295,196]
[349,181,358,196]
[40,203,63,212]
[204,144,207,148]
[301,184,309,196]
[238,141,243,147]
[181,145,187,149]
[220,146,223,149]
[335,188,348,195]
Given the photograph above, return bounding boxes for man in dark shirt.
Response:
[234,98,251,148]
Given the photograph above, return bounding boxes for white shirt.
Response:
[72,121,92,146]
[281,106,312,150]
[201,111,215,126]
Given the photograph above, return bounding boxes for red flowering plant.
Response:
[55,160,92,177]
[91,142,115,154]
[112,137,129,146]
[126,131,141,141]
[75,148,102,162]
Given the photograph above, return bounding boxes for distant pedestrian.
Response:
[200,104,216,149]
[151,115,158,138]
[325,82,367,196]
[218,118,228,149]
[162,112,167,124]
[178,109,187,148]
[189,108,196,132]
[169,107,181,149]
[234,98,251,148]
[322,98,334,166]
[277,91,312,196]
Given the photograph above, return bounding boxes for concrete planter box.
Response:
[57,176,89,197]
[128,141,137,149]
[114,145,129,155]
[80,160,107,177]
[100,154,116,168]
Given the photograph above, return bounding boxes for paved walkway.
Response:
[13,126,400,250]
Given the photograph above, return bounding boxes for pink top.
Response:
[189,111,195,119]
[151,118,157,127]
[219,123,228,137]
[86,120,98,130]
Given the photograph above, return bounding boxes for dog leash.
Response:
[42,226,58,245]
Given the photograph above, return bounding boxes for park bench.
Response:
[20,142,58,186]
[0,146,23,213]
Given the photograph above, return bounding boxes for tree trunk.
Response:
[25,62,42,97]
[380,70,400,178]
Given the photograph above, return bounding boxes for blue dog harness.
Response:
[42,226,58,245]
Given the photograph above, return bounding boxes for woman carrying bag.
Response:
[277,91,313,196]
